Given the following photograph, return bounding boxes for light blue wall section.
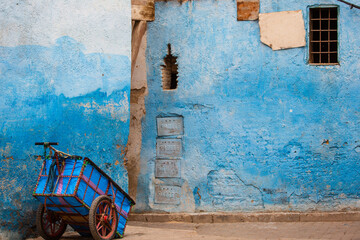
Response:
[0,2,131,239]
[137,0,360,212]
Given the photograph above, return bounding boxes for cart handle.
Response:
[35,142,82,160]
[35,142,58,146]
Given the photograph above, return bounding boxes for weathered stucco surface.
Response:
[259,10,306,50]
[0,1,131,239]
[136,0,360,213]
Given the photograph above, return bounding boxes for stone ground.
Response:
[27,221,360,240]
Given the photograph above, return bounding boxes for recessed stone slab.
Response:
[157,117,184,136]
[259,10,306,50]
[156,139,182,158]
[155,159,180,178]
[155,185,181,204]
[237,0,260,21]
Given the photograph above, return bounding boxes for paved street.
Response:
[27,221,360,240]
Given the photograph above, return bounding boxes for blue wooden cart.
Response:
[33,142,135,240]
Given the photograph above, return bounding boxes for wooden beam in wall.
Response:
[132,0,155,21]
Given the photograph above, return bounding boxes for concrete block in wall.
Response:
[157,117,184,136]
[155,185,181,204]
[156,138,182,158]
[237,0,260,21]
[155,159,181,178]
[259,10,306,50]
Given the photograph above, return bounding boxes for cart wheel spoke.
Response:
[102,225,106,236]
[109,208,113,219]
[52,223,56,234]
[104,222,112,232]
[108,206,112,216]
[50,223,54,234]
[53,223,57,234]
[97,223,104,232]
[98,204,103,214]
[44,220,50,229]
[96,219,102,229]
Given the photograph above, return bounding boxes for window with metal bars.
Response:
[309,7,339,65]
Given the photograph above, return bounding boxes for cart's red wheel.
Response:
[36,203,67,240]
[89,195,119,240]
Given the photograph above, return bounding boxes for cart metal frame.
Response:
[33,142,135,240]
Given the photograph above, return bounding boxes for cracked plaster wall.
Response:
[136,0,360,213]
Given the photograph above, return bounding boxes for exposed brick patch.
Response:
[237,0,259,21]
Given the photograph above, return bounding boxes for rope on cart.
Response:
[43,145,82,193]
[45,159,57,192]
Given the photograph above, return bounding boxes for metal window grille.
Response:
[309,7,339,65]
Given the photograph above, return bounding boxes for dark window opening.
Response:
[309,7,339,65]
[161,44,178,90]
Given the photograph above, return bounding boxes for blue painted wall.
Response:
[137,0,360,212]
[0,1,131,238]
[0,37,131,238]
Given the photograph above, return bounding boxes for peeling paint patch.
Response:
[77,93,129,122]
[193,187,201,207]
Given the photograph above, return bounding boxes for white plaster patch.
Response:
[0,0,131,56]
[259,10,306,51]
